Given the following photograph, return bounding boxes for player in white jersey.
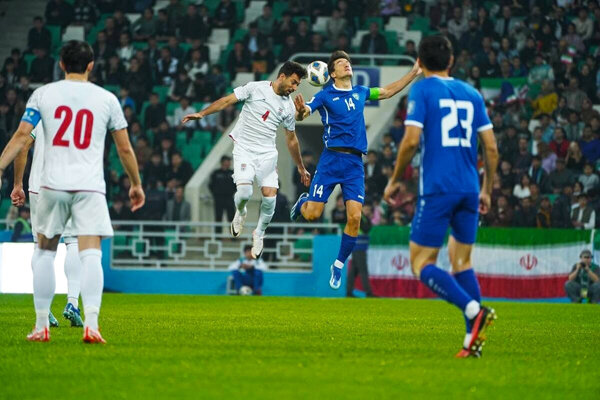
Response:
[183,61,311,258]
[11,124,84,327]
[0,41,145,343]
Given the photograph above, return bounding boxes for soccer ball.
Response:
[239,286,253,296]
[306,61,330,87]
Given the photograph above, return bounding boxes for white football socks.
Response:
[464,300,481,320]
[255,196,276,237]
[334,260,344,269]
[463,333,472,349]
[80,249,103,330]
[64,242,81,308]
[32,249,57,330]
[234,185,253,215]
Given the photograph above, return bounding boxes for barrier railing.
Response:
[111,221,342,270]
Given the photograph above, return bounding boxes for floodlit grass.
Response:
[0,294,598,400]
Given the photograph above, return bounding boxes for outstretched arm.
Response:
[182,93,239,123]
[383,125,422,205]
[294,94,311,121]
[377,60,421,100]
[285,129,311,187]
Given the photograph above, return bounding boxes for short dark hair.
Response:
[244,244,252,252]
[60,40,94,74]
[277,61,307,79]
[418,35,453,72]
[327,50,351,78]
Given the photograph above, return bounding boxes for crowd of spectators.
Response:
[2,0,600,233]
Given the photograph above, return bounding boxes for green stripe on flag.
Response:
[369,226,592,247]
[480,77,527,89]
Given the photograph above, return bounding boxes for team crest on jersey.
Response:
[277,107,284,115]
[407,100,415,116]
[352,93,359,100]
[241,163,247,171]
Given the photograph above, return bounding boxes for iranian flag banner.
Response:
[359,226,592,299]
[480,77,528,103]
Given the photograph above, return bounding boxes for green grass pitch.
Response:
[0,294,598,400]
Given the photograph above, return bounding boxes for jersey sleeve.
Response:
[305,91,324,114]
[233,81,259,102]
[21,87,43,128]
[404,83,426,128]
[107,93,128,131]
[473,92,493,133]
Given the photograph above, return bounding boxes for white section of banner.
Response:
[368,244,584,278]
[0,243,68,294]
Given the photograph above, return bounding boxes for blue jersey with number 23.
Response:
[404,76,492,196]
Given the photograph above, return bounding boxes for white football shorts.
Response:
[232,144,279,188]
[29,192,77,243]
[36,188,114,239]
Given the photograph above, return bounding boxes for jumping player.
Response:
[292,50,420,289]
[383,35,499,357]
[0,40,145,343]
[11,124,84,327]
[182,61,311,259]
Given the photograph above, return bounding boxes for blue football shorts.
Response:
[307,148,365,204]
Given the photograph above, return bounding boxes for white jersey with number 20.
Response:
[24,80,127,194]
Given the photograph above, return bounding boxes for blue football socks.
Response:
[454,268,481,333]
[334,233,357,268]
[420,264,475,314]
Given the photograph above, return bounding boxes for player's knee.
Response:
[236,184,253,201]
[303,203,322,221]
[346,211,361,229]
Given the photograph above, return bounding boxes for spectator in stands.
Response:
[169,70,193,102]
[580,125,600,164]
[207,65,227,98]
[45,0,74,29]
[573,8,594,41]
[133,7,157,41]
[180,4,208,42]
[228,245,265,295]
[429,0,452,29]
[278,35,299,64]
[566,141,585,173]
[466,65,481,90]
[2,60,19,87]
[571,193,595,229]
[448,6,468,40]
[528,54,555,86]
[529,156,550,194]
[459,19,482,56]
[166,36,185,62]
[531,80,558,118]
[145,93,167,131]
[92,30,116,70]
[495,5,518,38]
[308,33,326,54]
[485,195,513,227]
[144,152,167,188]
[529,183,542,209]
[389,117,404,145]
[565,249,600,303]
[165,186,191,222]
[294,19,312,52]
[209,155,236,234]
[581,98,600,125]
[549,158,575,193]
[514,137,532,175]
[564,110,584,141]
[112,9,131,34]
[536,196,552,228]
[226,41,251,80]
[255,4,275,37]
[184,49,209,81]
[549,127,569,159]
[156,47,179,86]
[167,152,193,186]
[29,47,53,83]
[513,174,532,200]
[11,207,31,242]
[128,121,143,146]
[17,76,33,102]
[578,163,599,194]
[4,48,27,78]
[331,194,348,225]
[155,9,173,40]
[514,197,537,227]
[134,135,152,167]
[118,86,136,111]
[153,120,174,147]
[214,0,237,32]
[72,0,98,31]
[102,17,120,47]
[28,17,52,53]
[109,196,133,229]
[326,7,347,45]
[539,142,557,174]
[360,22,387,55]
[124,58,150,109]
[190,73,216,103]
[172,96,196,133]
[274,11,296,45]
[116,32,134,68]
[388,181,415,221]
[103,54,125,85]
[292,151,315,198]
[252,42,275,78]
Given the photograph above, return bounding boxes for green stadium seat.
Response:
[232,29,248,42]
[235,0,245,23]
[410,16,431,34]
[46,25,62,51]
[176,131,188,148]
[24,53,36,74]
[166,101,180,116]
[384,31,400,54]
[192,102,205,111]
[363,17,384,30]
[139,101,151,126]
[292,16,311,25]
[182,144,203,168]
[272,1,288,19]
[152,85,169,103]
[273,45,282,59]
[204,0,220,15]
[0,199,12,220]
[133,41,149,51]
[104,84,120,96]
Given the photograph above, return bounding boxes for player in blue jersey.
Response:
[383,35,499,358]
[291,50,421,290]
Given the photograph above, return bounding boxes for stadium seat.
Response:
[243,3,264,28]
[207,43,222,64]
[151,85,169,103]
[0,199,12,220]
[209,29,230,46]
[313,16,330,33]
[292,16,310,25]
[62,26,84,42]
[133,41,149,51]
[399,30,422,47]
[46,25,62,51]
[272,1,288,19]
[232,29,248,42]
[192,102,205,111]
[203,0,220,15]
[362,17,383,30]
[386,16,407,32]
[410,16,431,35]
[384,31,401,54]
[232,72,254,88]
[139,101,151,126]
[235,1,245,23]
[104,84,120,96]
[23,53,35,75]
[351,30,369,49]
[166,101,179,116]
[176,131,188,148]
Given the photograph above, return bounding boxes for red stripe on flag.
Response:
[354,275,569,299]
